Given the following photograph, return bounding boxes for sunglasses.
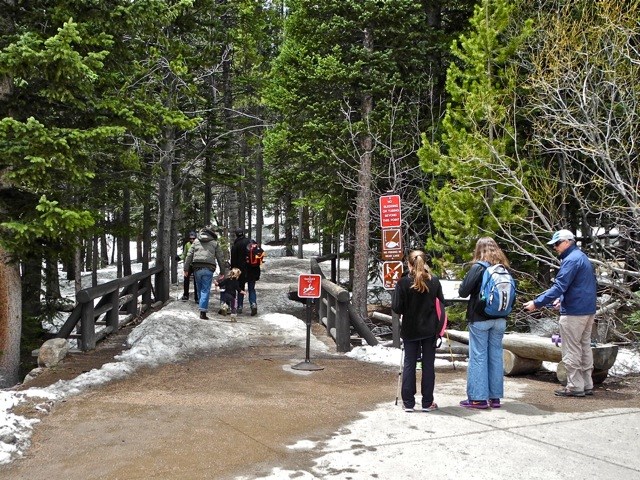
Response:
[553,240,565,247]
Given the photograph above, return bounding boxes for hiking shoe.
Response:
[554,388,585,397]
[250,303,258,316]
[200,311,209,320]
[422,402,438,412]
[460,399,489,409]
[180,295,188,301]
[585,389,594,396]
[237,307,243,314]
[489,398,501,408]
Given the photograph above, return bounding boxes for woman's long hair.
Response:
[472,237,510,267]
[407,250,433,293]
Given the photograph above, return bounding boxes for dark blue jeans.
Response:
[402,337,436,408]
[238,280,256,309]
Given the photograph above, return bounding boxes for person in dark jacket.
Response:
[392,250,444,412]
[524,229,597,397]
[458,237,511,409]
[230,228,261,316]
[184,226,226,320]
[180,231,198,302]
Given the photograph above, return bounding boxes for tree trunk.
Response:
[22,257,42,318]
[0,247,21,387]
[122,186,132,277]
[297,191,304,259]
[44,254,61,304]
[351,27,374,320]
[255,148,264,244]
[156,125,175,303]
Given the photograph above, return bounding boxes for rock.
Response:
[0,432,17,444]
[37,338,70,368]
[23,367,46,383]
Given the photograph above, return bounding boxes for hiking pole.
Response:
[395,341,404,406]
[445,330,456,370]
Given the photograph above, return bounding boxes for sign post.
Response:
[292,274,324,371]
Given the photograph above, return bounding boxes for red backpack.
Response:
[246,241,265,266]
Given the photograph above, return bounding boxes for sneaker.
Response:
[237,307,243,314]
[554,388,585,397]
[489,398,501,408]
[585,389,594,396]
[403,405,414,412]
[250,303,258,316]
[460,399,489,409]
[180,295,188,301]
[200,311,209,320]
[416,361,422,371]
[422,402,438,412]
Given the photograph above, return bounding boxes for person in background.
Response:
[458,237,511,409]
[230,228,261,316]
[524,229,597,397]
[180,231,198,302]
[392,250,444,413]
[184,226,226,320]
[216,268,245,321]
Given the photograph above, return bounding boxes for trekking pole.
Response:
[395,341,404,406]
[445,329,456,370]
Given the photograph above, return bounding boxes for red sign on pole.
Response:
[298,274,322,298]
[382,261,404,290]
[381,228,403,260]
[380,194,401,228]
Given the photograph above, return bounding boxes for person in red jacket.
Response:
[392,250,445,412]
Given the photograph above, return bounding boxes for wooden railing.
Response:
[311,255,378,352]
[56,265,164,351]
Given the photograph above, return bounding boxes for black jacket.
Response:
[392,275,445,341]
[458,262,489,322]
[230,236,261,282]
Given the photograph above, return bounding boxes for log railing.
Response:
[311,255,378,352]
[56,265,164,351]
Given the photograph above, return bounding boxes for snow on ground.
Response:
[2,242,640,467]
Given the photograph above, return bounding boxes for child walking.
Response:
[216,268,245,321]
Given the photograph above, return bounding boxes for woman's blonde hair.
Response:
[229,268,241,279]
[407,250,433,293]
[472,237,510,267]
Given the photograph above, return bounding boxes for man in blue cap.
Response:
[524,229,597,397]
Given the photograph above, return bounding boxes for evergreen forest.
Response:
[1,0,639,383]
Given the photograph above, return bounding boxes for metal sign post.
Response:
[292,274,324,371]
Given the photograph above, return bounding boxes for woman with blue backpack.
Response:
[458,237,516,409]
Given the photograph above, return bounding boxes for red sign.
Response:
[382,261,403,290]
[381,228,403,260]
[298,274,322,298]
[380,195,401,228]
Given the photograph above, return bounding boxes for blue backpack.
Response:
[475,261,516,318]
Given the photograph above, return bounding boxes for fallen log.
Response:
[503,350,542,376]
[445,329,618,380]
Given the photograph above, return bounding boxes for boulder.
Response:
[37,338,70,368]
